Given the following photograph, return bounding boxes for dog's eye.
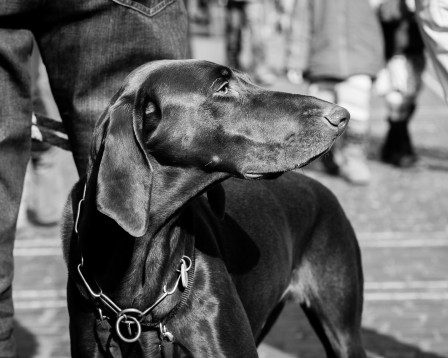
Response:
[216,82,229,94]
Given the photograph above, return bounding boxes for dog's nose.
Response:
[324,106,350,128]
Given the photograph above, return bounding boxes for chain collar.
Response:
[74,183,196,344]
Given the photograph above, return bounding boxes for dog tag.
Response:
[180,260,188,289]
[127,322,133,336]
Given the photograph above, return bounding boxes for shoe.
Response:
[338,142,371,185]
[320,144,371,185]
[381,120,417,168]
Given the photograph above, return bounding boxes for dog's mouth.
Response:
[243,146,334,180]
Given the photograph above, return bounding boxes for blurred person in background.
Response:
[224,0,277,84]
[0,1,188,355]
[375,0,425,167]
[305,0,384,185]
[279,0,310,85]
[187,0,210,26]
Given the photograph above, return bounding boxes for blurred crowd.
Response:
[186,0,426,186]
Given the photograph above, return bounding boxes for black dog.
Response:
[62,59,365,357]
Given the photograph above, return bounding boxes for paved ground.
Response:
[13,28,448,357]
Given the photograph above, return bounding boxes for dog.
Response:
[62,59,365,357]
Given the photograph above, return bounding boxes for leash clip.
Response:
[159,323,174,342]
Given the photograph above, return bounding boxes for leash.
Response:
[31,113,71,151]
[74,182,196,352]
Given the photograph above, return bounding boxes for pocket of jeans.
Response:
[111,0,177,17]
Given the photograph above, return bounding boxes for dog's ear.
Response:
[95,99,154,237]
[207,184,226,220]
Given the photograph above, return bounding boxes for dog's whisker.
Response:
[210,78,220,89]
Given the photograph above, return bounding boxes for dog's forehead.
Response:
[161,61,231,89]
[168,60,232,82]
[122,60,234,100]
[164,60,231,80]
[172,59,229,72]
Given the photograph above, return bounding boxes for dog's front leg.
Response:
[67,279,108,357]
[168,257,259,358]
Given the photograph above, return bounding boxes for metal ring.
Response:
[181,256,192,271]
[115,314,141,343]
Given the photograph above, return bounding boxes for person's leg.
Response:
[26,41,65,226]
[309,76,373,185]
[283,0,310,84]
[0,24,34,356]
[245,0,276,85]
[377,7,425,167]
[36,0,189,176]
[336,75,373,185]
[308,80,340,174]
[381,54,424,167]
[225,1,246,69]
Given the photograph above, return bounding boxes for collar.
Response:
[73,183,196,344]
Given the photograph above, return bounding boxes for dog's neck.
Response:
[76,165,226,317]
[77,199,192,319]
[147,163,229,234]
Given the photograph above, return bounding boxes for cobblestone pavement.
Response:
[13,31,448,357]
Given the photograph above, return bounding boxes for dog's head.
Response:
[89,60,349,236]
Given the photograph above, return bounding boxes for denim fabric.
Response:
[0,27,34,358]
[0,0,188,355]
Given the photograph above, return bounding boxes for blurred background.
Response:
[16,0,448,357]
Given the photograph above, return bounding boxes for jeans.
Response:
[0,0,188,355]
